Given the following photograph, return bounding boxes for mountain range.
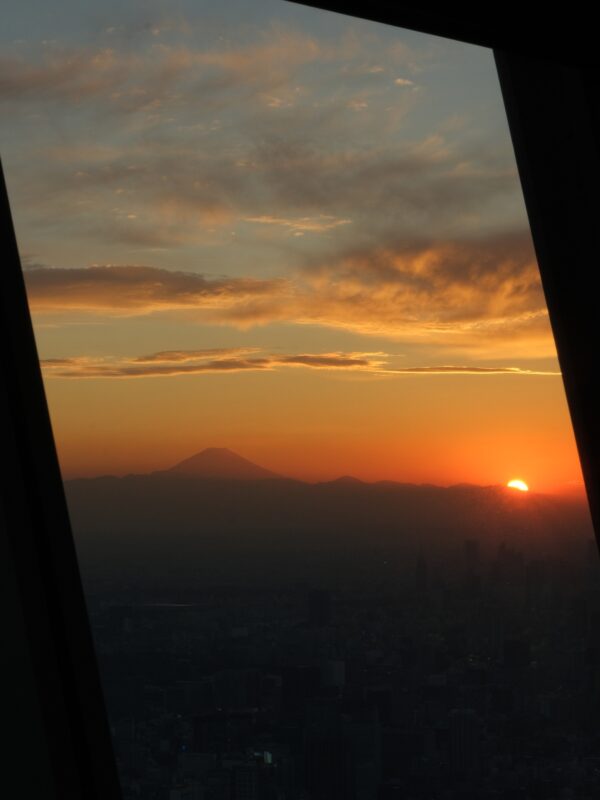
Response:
[64,448,593,588]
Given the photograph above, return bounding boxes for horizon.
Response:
[62,444,588,498]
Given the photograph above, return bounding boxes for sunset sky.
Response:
[0,0,585,492]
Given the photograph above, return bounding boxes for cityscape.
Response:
[70,450,598,799]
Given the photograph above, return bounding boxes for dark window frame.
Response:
[2,5,599,797]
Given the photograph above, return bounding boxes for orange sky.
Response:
[42,367,584,495]
[0,1,587,496]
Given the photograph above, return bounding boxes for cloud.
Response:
[3,26,516,252]
[387,365,559,375]
[5,26,544,358]
[42,357,272,378]
[39,349,387,378]
[0,31,323,107]
[277,353,383,369]
[235,134,521,242]
[0,48,132,103]
[347,99,369,111]
[34,129,519,254]
[24,228,554,356]
[243,232,550,354]
[279,230,552,353]
[18,254,48,271]
[1,25,382,118]
[39,348,559,380]
[133,347,258,363]
[243,215,351,233]
[37,357,80,366]
[24,265,284,314]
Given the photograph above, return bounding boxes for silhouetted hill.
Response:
[161,447,283,480]
[320,475,365,486]
[64,463,594,588]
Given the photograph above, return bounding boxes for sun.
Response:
[507,478,529,492]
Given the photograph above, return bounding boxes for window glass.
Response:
[2,2,596,798]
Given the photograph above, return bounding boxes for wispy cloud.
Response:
[132,347,258,363]
[39,349,387,378]
[0,47,134,103]
[387,365,560,375]
[0,31,326,107]
[277,353,383,369]
[39,348,558,380]
[243,215,351,233]
[29,133,517,253]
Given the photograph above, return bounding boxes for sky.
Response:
[0,0,586,492]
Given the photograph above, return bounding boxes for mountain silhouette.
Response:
[320,475,364,486]
[163,447,283,480]
[65,461,593,589]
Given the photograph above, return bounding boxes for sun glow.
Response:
[507,478,529,492]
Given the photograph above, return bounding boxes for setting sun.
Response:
[507,479,529,492]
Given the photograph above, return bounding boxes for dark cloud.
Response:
[41,356,270,378]
[278,354,372,368]
[25,265,284,313]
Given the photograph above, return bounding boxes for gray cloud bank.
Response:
[3,27,524,253]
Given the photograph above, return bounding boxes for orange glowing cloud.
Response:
[24,230,553,355]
